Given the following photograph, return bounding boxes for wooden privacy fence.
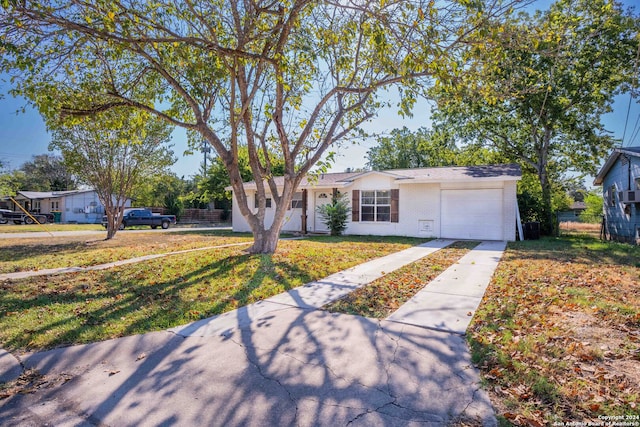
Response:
[149,208,227,223]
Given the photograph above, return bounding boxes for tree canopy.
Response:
[366,126,508,170]
[431,0,640,233]
[0,0,515,253]
[17,154,77,191]
[50,109,175,239]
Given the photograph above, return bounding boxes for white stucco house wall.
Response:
[231,164,522,241]
[12,190,132,223]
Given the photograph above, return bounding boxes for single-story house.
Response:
[557,201,587,222]
[231,164,522,241]
[8,190,132,224]
[593,146,640,244]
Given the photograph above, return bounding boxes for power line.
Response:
[627,113,640,147]
[621,95,633,146]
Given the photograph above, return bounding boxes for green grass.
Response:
[0,223,104,233]
[0,230,253,273]
[0,235,426,352]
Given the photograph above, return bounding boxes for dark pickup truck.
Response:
[102,208,176,230]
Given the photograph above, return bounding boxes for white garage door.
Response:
[441,189,504,240]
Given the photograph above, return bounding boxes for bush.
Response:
[316,195,350,236]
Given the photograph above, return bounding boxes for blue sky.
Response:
[1,0,638,181]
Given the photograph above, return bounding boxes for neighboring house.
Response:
[231,164,522,241]
[557,201,587,222]
[593,146,640,244]
[9,190,132,224]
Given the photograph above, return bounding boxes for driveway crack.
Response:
[228,335,299,425]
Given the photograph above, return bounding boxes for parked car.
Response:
[102,208,176,230]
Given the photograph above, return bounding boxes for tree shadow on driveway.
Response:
[4,306,495,426]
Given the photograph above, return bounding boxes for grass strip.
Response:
[324,241,479,318]
[0,224,104,233]
[0,230,253,274]
[0,236,426,352]
[468,235,640,425]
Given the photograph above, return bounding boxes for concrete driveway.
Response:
[0,240,503,426]
[1,308,495,426]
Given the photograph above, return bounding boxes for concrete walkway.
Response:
[170,239,454,338]
[0,240,506,426]
[0,241,252,281]
[388,241,507,335]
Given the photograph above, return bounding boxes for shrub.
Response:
[316,195,350,236]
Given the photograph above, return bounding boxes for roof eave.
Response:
[399,176,522,184]
[594,151,621,186]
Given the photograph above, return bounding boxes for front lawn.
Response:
[0,223,104,233]
[0,235,426,352]
[0,230,253,274]
[469,235,639,424]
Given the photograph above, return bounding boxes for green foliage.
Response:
[367,127,511,171]
[18,154,77,191]
[367,127,459,170]
[316,195,350,236]
[579,190,604,223]
[50,109,175,238]
[130,172,187,219]
[198,147,284,210]
[0,169,24,198]
[432,0,639,234]
[0,0,510,253]
[517,174,574,224]
[0,154,77,194]
[164,191,184,220]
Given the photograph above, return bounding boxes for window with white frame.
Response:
[361,190,391,222]
[291,192,303,209]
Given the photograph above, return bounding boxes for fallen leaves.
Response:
[325,241,479,318]
[0,369,72,399]
[469,235,640,425]
[0,235,425,352]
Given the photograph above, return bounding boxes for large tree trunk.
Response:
[248,226,282,254]
[228,164,298,254]
[539,168,554,235]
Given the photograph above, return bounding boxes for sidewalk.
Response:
[388,240,507,334]
[170,239,454,337]
[1,240,506,426]
[0,241,252,281]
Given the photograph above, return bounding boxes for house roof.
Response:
[238,164,522,190]
[593,147,640,186]
[15,189,96,200]
[571,201,587,210]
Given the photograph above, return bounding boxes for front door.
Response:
[314,192,331,233]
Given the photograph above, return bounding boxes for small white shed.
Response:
[231,164,522,241]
